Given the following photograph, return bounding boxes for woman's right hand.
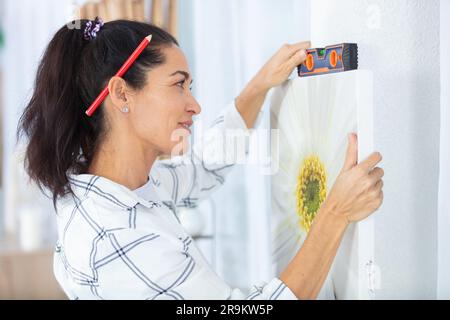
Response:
[280,133,383,299]
[323,133,384,224]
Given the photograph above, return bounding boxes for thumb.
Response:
[341,133,358,172]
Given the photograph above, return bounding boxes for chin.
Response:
[168,127,191,156]
[164,140,190,158]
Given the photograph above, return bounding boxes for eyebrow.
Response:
[170,70,194,84]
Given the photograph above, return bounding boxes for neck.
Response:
[87,133,159,191]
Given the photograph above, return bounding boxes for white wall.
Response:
[438,0,450,299]
[311,0,440,298]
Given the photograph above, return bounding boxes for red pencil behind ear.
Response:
[85,34,153,117]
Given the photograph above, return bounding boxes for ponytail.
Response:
[16,20,178,209]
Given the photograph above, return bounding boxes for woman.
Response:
[17,19,383,300]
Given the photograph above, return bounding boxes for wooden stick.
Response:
[133,0,146,22]
[85,2,98,20]
[168,0,178,38]
[79,5,87,19]
[124,0,134,20]
[98,1,109,22]
[105,0,121,20]
[152,0,164,28]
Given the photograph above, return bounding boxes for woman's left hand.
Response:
[252,41,311,92]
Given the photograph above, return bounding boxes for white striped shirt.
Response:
[53,100,297,300]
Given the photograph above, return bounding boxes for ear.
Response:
[107,76,131,112]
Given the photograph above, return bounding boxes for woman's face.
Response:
[127,44,201,156]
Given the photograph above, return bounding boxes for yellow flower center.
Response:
[295,155,327,232]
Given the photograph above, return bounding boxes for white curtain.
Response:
[178,0,309,290]
[1,0,77,243]
[438,0,450,299]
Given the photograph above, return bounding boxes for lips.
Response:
[177,120,193,134]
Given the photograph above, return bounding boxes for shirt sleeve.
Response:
[93,228,297,300]
[151,99,263,208]
[229,278,298,300]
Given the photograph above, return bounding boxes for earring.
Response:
[121,106,129,113]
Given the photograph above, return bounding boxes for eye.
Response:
[176,79,186,88]
[176,79,193,92]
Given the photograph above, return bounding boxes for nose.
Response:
[187,97,201,115]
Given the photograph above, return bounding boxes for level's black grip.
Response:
[342,43,358,71]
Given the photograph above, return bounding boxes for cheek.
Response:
[132,105,166,142]
[133,93,191,154]
[133,106,190,153]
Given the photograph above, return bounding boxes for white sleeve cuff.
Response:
[245,277,298,300]
[222,98,264,132]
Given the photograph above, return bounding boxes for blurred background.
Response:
[0,0,308,299]
[0,0,449,300]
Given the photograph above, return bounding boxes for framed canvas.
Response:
[270,70,374,299]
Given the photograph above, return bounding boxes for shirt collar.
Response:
[67,174,161,210]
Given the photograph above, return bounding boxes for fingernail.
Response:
[348,133,356,141]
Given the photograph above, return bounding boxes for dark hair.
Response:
[16,19,178,209]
